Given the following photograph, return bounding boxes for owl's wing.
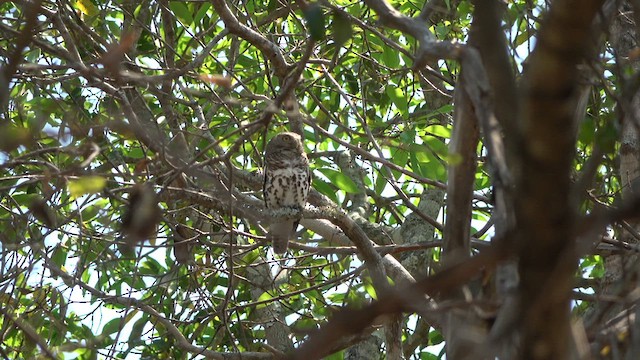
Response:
[262,165,269,208]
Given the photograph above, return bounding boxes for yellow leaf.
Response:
[75,0,98,17]
[0,125,30,152]
[68,176,106,198]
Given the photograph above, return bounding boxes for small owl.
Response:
[263,132,311,253]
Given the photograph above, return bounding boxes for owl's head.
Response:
[266,132,305,154]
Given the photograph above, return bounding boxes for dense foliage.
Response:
[0,0,637,359]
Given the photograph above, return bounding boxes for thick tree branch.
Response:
[515,1,605,358]
[470,1,518,156]
[291,189,640,359]
[443,77,479,259]
[441,65,483,360]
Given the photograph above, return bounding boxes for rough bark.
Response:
[515,1,604,359]
[247,263,294,353]
[442,73,482,360]
[398,189,445,358]
[589,3,640,357]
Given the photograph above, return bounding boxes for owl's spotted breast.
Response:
[263,132,311,253]
[264,167,310,208]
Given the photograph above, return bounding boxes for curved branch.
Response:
[210,0,291,77]
[363,0,434,46]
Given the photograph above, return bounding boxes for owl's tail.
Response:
[268,220,296,254]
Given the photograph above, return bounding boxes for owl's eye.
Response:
[283,135,292,141]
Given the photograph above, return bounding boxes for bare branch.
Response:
[210,0,291,77]
[0,0,43,108]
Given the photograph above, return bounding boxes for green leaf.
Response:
[426,124,451,138]
[101,318,122,336]
[421,159,446,182]
[303,3,325,41]
[312,177,339,202]
[514,31,532,47]
[409,152,429,178]
[0,125,30,152]
[383,45,400,68]
[344,70,359,94]
[386,86,407,115]
[51,246,68,268]
[419,351,439,360]
[578,117,596,145]
[595,119,618,154]
[256,291,273,310]
[68,176,106,198]
[128,315,148,346]
[324,351,345,360]
[374,172,387,195]
[475,171,491,190]
[331,10,353,47]
[140,258,164,275]
[429,328,444,345]
[133,4,144,18]
[363,281,377,300]
[391,149,410,177]
[81,198,108,221]
[318,168,361,193]
[193,4,211,26]
[170,2,193,24]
